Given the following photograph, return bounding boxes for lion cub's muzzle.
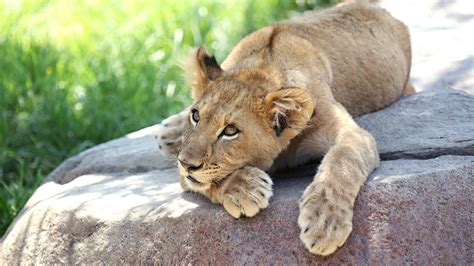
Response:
[177,154,208,186]
[178,157,203,173]
[178,157,202,180]
[177,155,230,188]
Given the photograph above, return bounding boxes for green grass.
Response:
[0,0,338,236]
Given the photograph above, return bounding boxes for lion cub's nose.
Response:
[178,157,203,172]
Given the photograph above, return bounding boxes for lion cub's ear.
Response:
[183,45,223,100]
[264,88,314,138]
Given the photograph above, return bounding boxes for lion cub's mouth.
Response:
[185,173,229,189]
[182,166,237,188]
[186,175,202,184]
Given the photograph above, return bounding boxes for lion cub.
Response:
[155,1,411,256]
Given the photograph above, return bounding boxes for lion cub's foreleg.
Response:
[298,101,379,256]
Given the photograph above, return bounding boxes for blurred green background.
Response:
[0,0,338,235]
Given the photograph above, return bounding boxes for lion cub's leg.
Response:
[183,166,273,218]
[298,101,379,256]
[155,108,189,157]
[402,82,416,96]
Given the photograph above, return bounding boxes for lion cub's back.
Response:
[288,3,411,116]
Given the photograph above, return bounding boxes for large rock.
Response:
[1,89,473,264]
[357,89,474,159]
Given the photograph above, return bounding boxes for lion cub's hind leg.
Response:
[155,109,189,157]
[402,82,416,96]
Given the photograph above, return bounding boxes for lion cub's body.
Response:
[221,3,411,168]
[156,1,411,256]
[223,3,411,116]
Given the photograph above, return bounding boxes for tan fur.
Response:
[156,2,411,256]
[402,82,416,95]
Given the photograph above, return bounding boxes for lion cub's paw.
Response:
[155,111,188,157]
[298,183,353,256]
[221,167,273,219]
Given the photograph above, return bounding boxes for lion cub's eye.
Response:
[222,124,239,140]
[190,109,199,126]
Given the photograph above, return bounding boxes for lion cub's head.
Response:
[178,46,314,191]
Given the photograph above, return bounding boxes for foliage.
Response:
[0,0,338,235]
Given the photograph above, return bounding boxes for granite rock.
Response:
[1,89,473,264]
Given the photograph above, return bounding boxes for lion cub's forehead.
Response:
[199,94,250,118]
[197,87,264,125]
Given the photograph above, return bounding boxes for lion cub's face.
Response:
[178,80,276,190]
[178,47,313,190]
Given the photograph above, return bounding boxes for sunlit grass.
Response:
[0,0,338,235]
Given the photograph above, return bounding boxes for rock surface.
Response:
[1,89,473,264]
[357,89,474,159]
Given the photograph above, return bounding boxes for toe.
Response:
[240,196,260,217]
[223,195,242,219]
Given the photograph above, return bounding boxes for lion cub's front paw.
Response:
[155,111,188,157]
[298,183,353,256]
[221,167,273,219]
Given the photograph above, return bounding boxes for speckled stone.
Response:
[1,89,473,264]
